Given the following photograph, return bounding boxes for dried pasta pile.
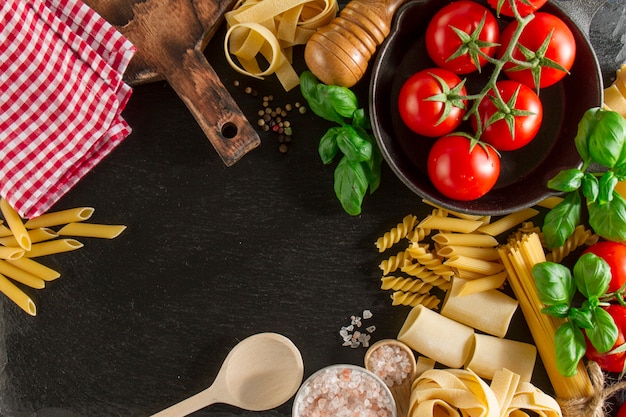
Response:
[224,0,339,91]
[0,198,126,316]
[604,63,626,117]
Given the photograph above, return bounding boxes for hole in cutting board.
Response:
[221,122,238,139]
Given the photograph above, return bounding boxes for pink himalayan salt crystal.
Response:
[294,365,395,417]
[366,344,412,387]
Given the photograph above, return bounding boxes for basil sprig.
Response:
[542,107,626,248]
[532,252,618,376]
[300,71,382,215]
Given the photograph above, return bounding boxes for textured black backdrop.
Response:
[0,0,625,416]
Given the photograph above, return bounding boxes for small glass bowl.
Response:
[292,364,397,417]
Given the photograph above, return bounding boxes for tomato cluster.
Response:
[397,0,576,201]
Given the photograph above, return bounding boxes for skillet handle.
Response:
[164,47,260,166]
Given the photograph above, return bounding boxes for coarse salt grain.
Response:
[367,344,413,387]
[294,365,395,417]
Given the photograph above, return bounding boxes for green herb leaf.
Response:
[325,85,359,119]
[318,127,341,164]
[532,262,576,305]
[598,171,618,205]
[585,306,618,353]
[299,71,344,124]
[334,156,368,216]
[352,108,370,131]
[573,252,611,298]
[547,169,584,192]
[588,109,626,169]
[336,125,372,162]
[574,107,601,164]
[569,307,593,329]
[582,173,599,202]
[554,321,587,377]
[588,192,626,242]
[542,191,582,248]
[541,303,570,318]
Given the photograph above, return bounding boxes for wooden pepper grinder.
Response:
[304,0,408,87]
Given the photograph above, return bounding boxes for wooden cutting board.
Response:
[83,0,260,166]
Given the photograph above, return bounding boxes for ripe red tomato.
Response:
[487,0,547,17]
[425,1,500,74]
[427,135,501,201]
[583,241,626,294]
[397,68,468,137]
[498,12,576,89]
[586,304,626,373]
[471,80,543,151]
[618,402,626,417]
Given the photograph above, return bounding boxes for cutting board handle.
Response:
[165,48,260,166]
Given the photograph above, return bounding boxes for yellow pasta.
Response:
[0,198,31,250]
[545,224,598,263]
[417,215,483,234]
[422,200,484,221]
[535,196,564,209]
[391,291,441,309]
[25,239,83,258]
[0,224,12,238]
[0,227,58,247]
[375,214,417,252]
[437,245,500,261]
[444,255,505,276]
[432,232,498,247]
[476,207,539,236]
[457,271,508,296]
[379,251,409,275]
[405,242,454,280]
[57,222,127,239]
[0,273,36,316]
[0,259,45,289]
[24,207,94,229]
[0,246,24,261]
[7,257,60,281]
[465,334,536,383]
[381,276,433,294]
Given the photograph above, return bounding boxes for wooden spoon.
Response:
[151,333,304,417]
[365,339,417,417]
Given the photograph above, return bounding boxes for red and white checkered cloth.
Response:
[0,0,135,219]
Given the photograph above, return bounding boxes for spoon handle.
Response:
[151,385,218,417]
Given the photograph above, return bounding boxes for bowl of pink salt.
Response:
[292,364,397,417]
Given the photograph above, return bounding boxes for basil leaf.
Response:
[334,156,368,216]
[574,107,602,164]
[532,262,575,305]
[585,306,618,353]
[598,171,618,205]
[582,172,599,202]
[364,145,383,193]
[542,191,581,248]
[588,109,626,169]
[547,169,584,192]
[352,108,371,130]
[542,303,570,318]
[569,307,594,329]
[336,125,372,162]
[325,85,358,119]
[573,252,611,298]
[300,72,344,124]
[588,192,626,242]
[554,321,587,377]
[318,127,341,164]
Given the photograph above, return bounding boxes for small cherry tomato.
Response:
[397,68,468,137]
[499,12,576,89]
[618,401,626,417]
[586,304,626,373]
[583,241,626,294]
[471,80,543,151]
[425,1,500,74]
[427,135,501,201]
[487,0,547,17]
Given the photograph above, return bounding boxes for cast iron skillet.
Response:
[369,0,603,215]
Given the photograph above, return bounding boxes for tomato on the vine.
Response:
[425,1,500,74]
[586,304,626,373]
[618,402,626,417]
[471,80,543,151]
[583,241,626,294]
[487,0,547,17]
[427,135,501,201]
[498,12,576,89]
[397,68,468,137]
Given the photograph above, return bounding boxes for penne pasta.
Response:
[417,215,483,234]
[24,207,94,229]
[432,232,498,247]
[458,271,508,296]
[0,227,58,247]
[444,255,505,276]
[57,222,127,239]
[465,334,537,383]
[535,196,563,209]
[476,207,539,236]
[25,239,83,258]
[437,245,500,261]
[7,257,61,281]
[0,259,45,289]
[0,246,24,261]
[0,273,36,316]
[0,198,31,251]
[0,224,12,238]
